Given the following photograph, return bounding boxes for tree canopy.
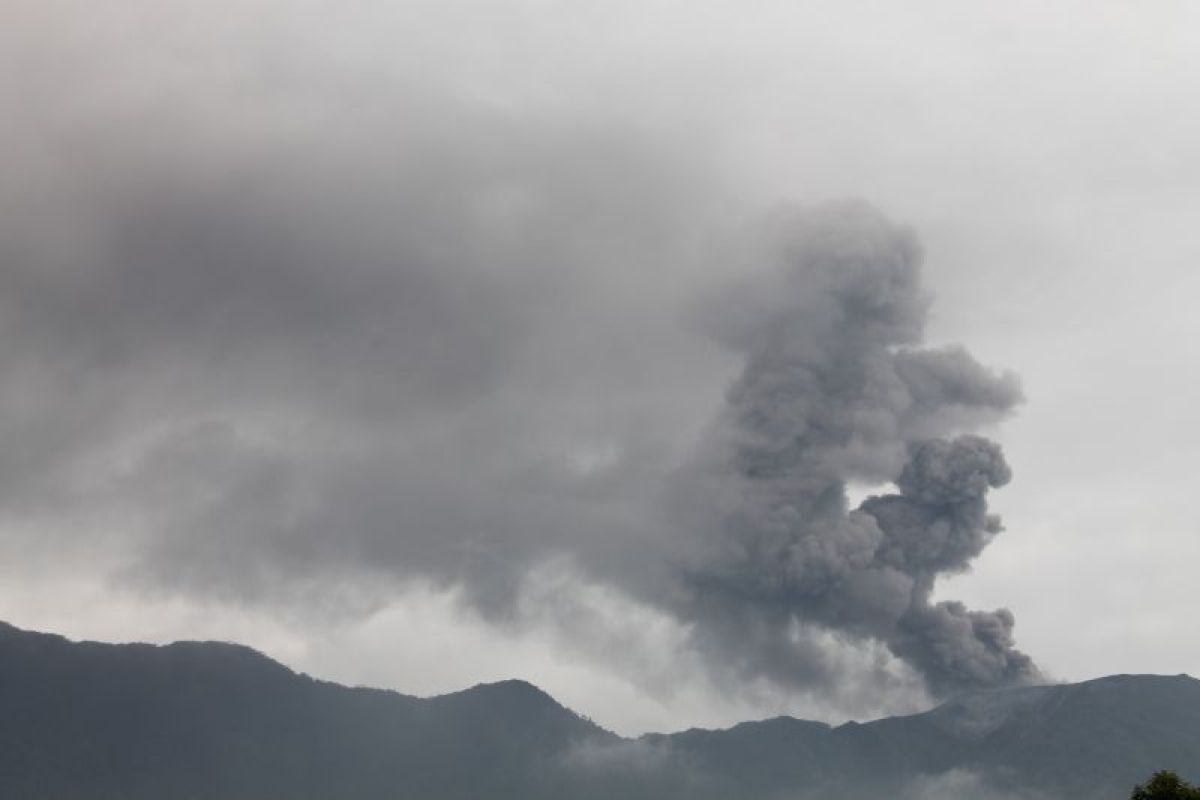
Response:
[1132,771,1200,800]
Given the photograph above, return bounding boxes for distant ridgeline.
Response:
[1,620,1198,799]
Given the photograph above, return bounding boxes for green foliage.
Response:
[1131,771,1200,800]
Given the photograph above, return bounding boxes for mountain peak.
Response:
[438,677,564,711]
[465,677,548,696]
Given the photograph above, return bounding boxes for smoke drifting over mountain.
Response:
[675,204,1037,696]
[0,1,1046,722]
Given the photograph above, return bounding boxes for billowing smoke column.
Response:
[683,201,1039,697]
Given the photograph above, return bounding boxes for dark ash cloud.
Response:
[675,203,1037,696]
[0,3,1037,713]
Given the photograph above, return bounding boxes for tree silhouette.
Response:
[1131,771,1200,800]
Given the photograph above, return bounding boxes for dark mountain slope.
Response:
[1,620,1198,799]
[0,622,612,799]
[946,674,1200,796]
[648,674,1200,799]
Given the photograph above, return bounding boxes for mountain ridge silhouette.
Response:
[1,620,1196,799]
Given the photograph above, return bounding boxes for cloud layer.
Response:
[0,0,1053,718]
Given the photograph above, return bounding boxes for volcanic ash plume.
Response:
[681,201,1039,697]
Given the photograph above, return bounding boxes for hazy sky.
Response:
[3,0,1200,735]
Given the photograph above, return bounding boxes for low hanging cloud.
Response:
[0,0,1037,712]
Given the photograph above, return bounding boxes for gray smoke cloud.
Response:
[676,202,1038,696]
[0,1,1041,716]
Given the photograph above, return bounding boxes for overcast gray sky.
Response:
[3,0,1199,735]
